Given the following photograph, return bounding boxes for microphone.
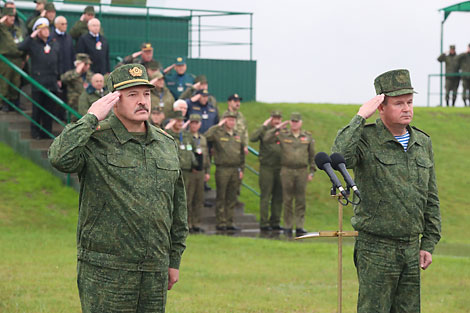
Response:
[314,152,348,198]
[330,152,360,198]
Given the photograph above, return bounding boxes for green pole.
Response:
[188,10,192,58]
[250,13,253,61]
[198,16,201,57]
[440,19,444,107]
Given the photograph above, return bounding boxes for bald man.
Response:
[76,18,109,74]
[78,73,108,117]
[51,16,74,74]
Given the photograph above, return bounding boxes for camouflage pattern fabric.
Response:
[374,69,415,97]
[150,86,175,118]
[0,22,25,102]
[60,69,93,118]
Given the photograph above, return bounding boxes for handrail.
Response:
[427,72,470,106]
[0,54,81,119]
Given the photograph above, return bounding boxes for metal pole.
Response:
[427,74,431,107]
[188,10,193,58]
[338,199,343,313]
[440,19,444,107]
[146,7,150,42]
[250,13,253,60]
[198,16,201,58]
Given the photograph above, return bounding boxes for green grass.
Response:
[1,102,470,312]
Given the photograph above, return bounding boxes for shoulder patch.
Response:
[412,126,430,137]
[155,126,175,140]
[95,120,111,131]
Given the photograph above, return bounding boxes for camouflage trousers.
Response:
[78,260,168,313]
[462,78,470,102]
[444,77,460,101]
[280,166,308,230]
[354,232,420,313]
[259,165,283,228]
[0,58,22,101]
[186,170,205,228]
[215,166,239,228]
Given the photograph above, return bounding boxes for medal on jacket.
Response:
[44,44,51,54]
[196,148,202,154]
[96,41,102,50]
[177,85,183,92]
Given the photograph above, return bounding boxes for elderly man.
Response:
[51,16,74,74]
[61,53,93,120]
[149,71,174,117]
[0,7,26,112]
[78,73,107,117]
[186,89,219,134]
[18,17,61,139]
[164,56,195,99]
[332,69,441,313]
[70,5,99,42]
[76,18,109,75]
[49,63,188,313]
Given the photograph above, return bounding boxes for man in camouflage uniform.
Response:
[149,70,175,117]
[205,111,245,231]
[0,7,25,112]
[250,111,283,232]
[25,0,45,34]
[27,2,56,34]
[69,5,100,43]
[164,56,195,99]
[186,114,211,233]
[78,73,107,116]
[458,44,470,107]
[437,45,460,107]
[223,93,249,154]
[61,53,93,121]
[264,112,316,236]
[149,104,165,128]
[332,69,441,313]
[49,63,188,313]
[120,42,162,70]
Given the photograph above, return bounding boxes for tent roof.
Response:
[440,1,470,21]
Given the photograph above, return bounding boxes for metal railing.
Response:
[427,72,470,106]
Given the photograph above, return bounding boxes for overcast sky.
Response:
[148,0,469,106]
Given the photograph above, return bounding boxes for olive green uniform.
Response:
[250,124,283,228]
[49,113,188,312]
[223,109,248,146]
[264,128,315,230]
[60,69,93,120]
[205,124,245,228]
[437,53,460,106]
[78,87,108,117]
[151,86,175,118]
[458,52,470,106]
[332,115,441,313]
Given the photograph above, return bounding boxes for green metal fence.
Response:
[427,72,470,106]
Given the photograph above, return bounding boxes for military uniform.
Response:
[0,7,25,111]
[205,111,245,230]
[264,113,316,233]
[223,109,248,146]
[458,50,470,106]
[186,90,219,134]
[164,56,195,99]
[49,63,188,313]
[437,46,460,106]
[77,85,108,117]
[332,69,441,313]
[69,6,102,43]
[149,71,175,117]
[249,111,283,230]
[178,75,217,107]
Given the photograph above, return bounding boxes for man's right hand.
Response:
[263,117,272,126]
[88,91,120,121]
[0,15,7,24]
[357,94,385,119]
[40,10,46,17]
[80,13,86,21]
[276,120,289,129]
[75,62,85,74]
[30,29,39,38]
[218,118,226,127]
[132,51,143,58]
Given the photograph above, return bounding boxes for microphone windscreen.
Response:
[330,152,346,171]
[314,152,331,170]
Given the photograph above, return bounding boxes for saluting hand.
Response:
[182,120,190,129]
[165,119,176,130]
[30,29,39,38]
[263,117,272,126]
[80,13,86,21]
[357,94,385,119]
[132,51,143,58]
[276,120,289,129]
[40,10,46,17]
[88,91,120,121]
[218,118,226,127]
[0,15,8,24]
[192,81,201,89]
[75,61,85,74]
[190,94,201,102]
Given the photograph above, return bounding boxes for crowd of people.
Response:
[437,44,470,107]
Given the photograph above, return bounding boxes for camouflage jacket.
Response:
[150,86,175,117]
[0,23,25,60]
[222,109,248,145]
[458,52,470,76]
[205,125,245,170]
[167,129,197,171]
[60,69,93,111]
[250,124,281,168]
[332,115,441,253]
[437,53,460,75]
[78,86,108,117]
[264,127,316,174]
[48,113,188,271]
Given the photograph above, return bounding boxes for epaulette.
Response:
[154,126,175,140]
[364,122,376,127]
[303,130,312,136]
[95,120,111,131]
[412,126,430,137]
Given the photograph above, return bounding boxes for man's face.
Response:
[55,17,67,32]
[225,117,236,130]
[91,74,104,90]
[150,111,164,125]
[199,95,208,105]
[228,99,240,111]
[84,13,94,22]
[199,82,208,90]
[36,2,44,11]
[5,3,16,14]
[379,94,414,128]
[173,119,184,131]
[450,48,456,55]
[271,116,282,127]
[114,86,151,123]
[38,27,50,40]
[82,63,91,72]
[176,103,188,116]
[141,49,153,62]
[4,15,15,27]
[175,64,186,75]
[290,119,302,131]
[189,120,201,133]
[45,10,56,23]
[155,77,164,89]
[88,19,100,35]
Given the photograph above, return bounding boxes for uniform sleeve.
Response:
[69,21,83,40]
[169,168,189,269]
[204,124,220,142]
[17,35,32,52]
[249,125,266,142]
[203,140,211,174]
[240,142,245,171]
[420,141,442,254]
[331,114,368,169]
[60,70,80,84]
[48,113,98,173]
[77,92,89,116]
[263,126,279,143]
[309,138,317,174]
[437,53,446,63]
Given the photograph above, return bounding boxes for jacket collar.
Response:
[376,118,423,148]
[109,114,160,145]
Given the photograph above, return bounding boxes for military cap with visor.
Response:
[450,45,456,50]
[222,111,238,119]
[374,69,417,97]
[196,89,210,96]
[106,63,155,92]
[175,56,186,65]
[141,43,153,51]
[149,71,163,81]
[32,17,49,31]
[195,75,207,84]
[271,110,282,117]
[290,112,302,121]
[34,0,47,4]
[189,114,202,122]
[2,7,15,16]
[151,104,163,113]
[227,93,242,101]
[44,2,55,11]
[171,110,185,120]
[76,53,92,64]
[84,5,95,14]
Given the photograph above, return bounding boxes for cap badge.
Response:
[129,67,143,77]
[234,94,238,97]
[177,57,183,62]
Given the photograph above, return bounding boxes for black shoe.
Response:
[216,226,226,231]
[204,183,212,191]
[296,228,308,236]
[271,226,284,232]
[260,226,272,232]
[226,225,241,231]
[204,201,213,207]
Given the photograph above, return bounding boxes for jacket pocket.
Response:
[416,156,432,187]
[155,157,180,194]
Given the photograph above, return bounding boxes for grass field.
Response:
[1,102,470,312]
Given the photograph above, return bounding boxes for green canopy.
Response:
[440,1,470,21]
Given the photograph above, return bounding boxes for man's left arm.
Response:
[308,137,317,177]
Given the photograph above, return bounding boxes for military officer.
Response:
[149,70,175,117]
[264,112,316,236]
[205,111,245,231]
[49,63,188,313]
[69,6,100,43]
[0,7,25,112]
[458,44,470,107]
[61,53,93,121]
[149,104,165,128]
[78,73,108,117]
[249,111,283,232]
[27,2,56,34]
[332,69,441,313]
[186,89,219,134]
[164,56,195,99]
[186,114,210,233]
[437,45,460,107]
[224,93,248,154]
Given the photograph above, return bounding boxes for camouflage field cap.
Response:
[32,17,49,31]
[34,0,47,4]
[195,75,207,84]
[223,111,237,119]
[84,5,95,14]
[271,110,282,117]
[374,69,416,97]
[2,7,15,16]
[171,110,185,120]
[189,114,202,122]
[141,42,153,51]
[290,112,302,121]
[450,45,456,50]
[151,104,163,113]
[149,71,163,81]
[175,56,186,65]
[106,63,154,92]
[44,2,55,11]
[76,53,92,64]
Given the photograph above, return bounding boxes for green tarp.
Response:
[440,1,470,21]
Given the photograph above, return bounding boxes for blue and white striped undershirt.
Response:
[395,131,410,151]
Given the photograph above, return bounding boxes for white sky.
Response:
[149,0,470,106]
